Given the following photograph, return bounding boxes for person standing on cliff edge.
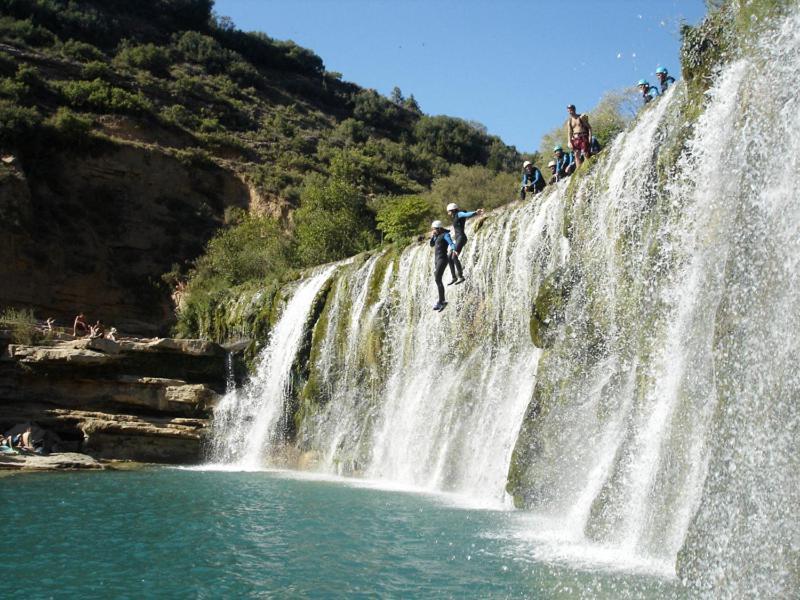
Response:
[566,104,592,168]
[446,202,484,286]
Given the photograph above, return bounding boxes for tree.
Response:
[428,164,518,212]
[403,94,421,114]
[413,115,490,166]
[390,86,404,104]
[294,174,376,265]
[376,195,435,242]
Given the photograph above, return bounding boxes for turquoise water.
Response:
[1,469,681,598]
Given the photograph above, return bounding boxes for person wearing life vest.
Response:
[553,145,575,181]
[638,79,660,104]
[446,202,484,285]
[655,66,676,94]
[429,220,457,311]
[566,104,592,168]
[520,160,545,200]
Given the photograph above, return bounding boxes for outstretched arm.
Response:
[444,232,457,252]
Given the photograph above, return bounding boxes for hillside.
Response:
[0,0,521,333]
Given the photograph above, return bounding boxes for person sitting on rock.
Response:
[73,313,89,337]
[105,326,118,342]
[638,79,660,104]
[655,66,676,94]
[89,320,105,339]
[553,145,575,181]
[520,160,546,200]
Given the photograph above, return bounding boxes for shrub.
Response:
[0,16,56,47]
[376,195,435,242]
[0,77,27,101]
[160,103,199,129]
[0,307,39,345]
[61,39,105,62]
[0,100,41,144]
[81,60,112,79]
[60,78,153,114]
[193,214,295,286]
[294,173,377,266]
[427,164,518,212]
[174,31,234,73]
[115,41,173,76]
[47,106,93,142]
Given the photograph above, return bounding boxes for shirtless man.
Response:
[566,104,592,168]
[73,313,88,337]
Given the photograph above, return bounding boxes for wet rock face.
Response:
[0,141,250,335]
[0,337,227,464]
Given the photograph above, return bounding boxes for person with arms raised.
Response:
[446,202,484,285]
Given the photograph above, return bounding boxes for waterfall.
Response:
[206,4,799,593]
[206,266,336,468]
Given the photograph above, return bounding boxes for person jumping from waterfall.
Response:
[520,160,545,200]
[638,79,660,104]
[446,202,484,285]
[566,104,592,168]
[430,220,458,311]
[655,67,676,94]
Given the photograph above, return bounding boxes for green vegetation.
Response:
[0,307,40,344]
[1,0,641,343]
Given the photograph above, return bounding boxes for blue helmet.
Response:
[655,66,668,75]
[638,79,649,86]
[553,145,563,152]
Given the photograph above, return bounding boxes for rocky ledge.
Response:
[0,452,103,470]
[0,335,228,465]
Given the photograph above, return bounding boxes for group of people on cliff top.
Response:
[519,67,676,202]
[638,66,676,105]
[430,67,676,312]
[519,103,599,201]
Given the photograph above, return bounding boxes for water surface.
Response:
[2,469,680,598]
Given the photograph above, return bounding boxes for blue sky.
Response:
[214,0,707,153]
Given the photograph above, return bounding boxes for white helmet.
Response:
[431,220,443,229]
[522,160,531,168]
[446,202,459,212]
[547,160,556,167]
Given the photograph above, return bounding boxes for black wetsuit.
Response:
[449,210,477,280]
[430,229,456,304]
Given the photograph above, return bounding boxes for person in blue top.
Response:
[553,145,575,181]
[655,67,676,94]
[446,202,484,285]
[519,160,546,200]
[590,135,601,155]
[638,79,660,104]
[430,220,458,311]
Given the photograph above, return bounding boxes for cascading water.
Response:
[206,266,336,468]
[206,3,799,594]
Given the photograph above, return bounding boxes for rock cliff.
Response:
[0,333,227,463]
[0,141,251,334]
